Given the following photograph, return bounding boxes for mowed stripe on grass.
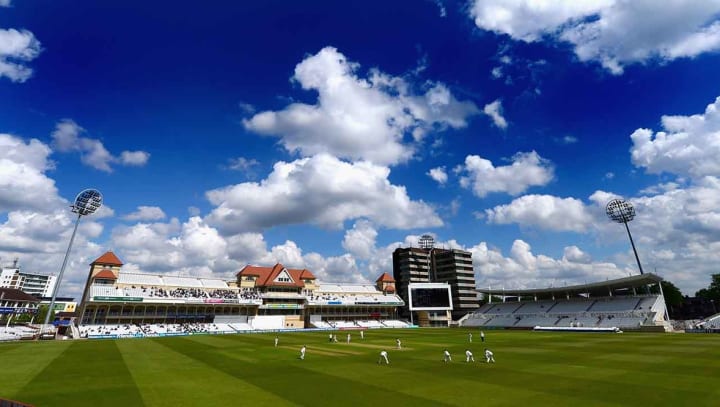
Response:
[153,335,450,407]
[11,340,144,407]
[116,338,288,406]
[0,341,71,399]
[3,330,720,406]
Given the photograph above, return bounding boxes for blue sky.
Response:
[2,0,720,298]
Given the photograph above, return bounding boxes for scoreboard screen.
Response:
[408,284,453,311]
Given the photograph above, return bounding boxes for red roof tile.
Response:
[91,251,123,266]
[238,264,315,288]
[376,272,395,283]
[94,269,117,279]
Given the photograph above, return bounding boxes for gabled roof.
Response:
[376,272,395,283]
[0,288,39,303]
[237,264,316,288]
[91,251,123,266]
[94,269,117,280]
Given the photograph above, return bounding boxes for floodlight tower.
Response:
[43,189,103,329]
[606,198,644,275]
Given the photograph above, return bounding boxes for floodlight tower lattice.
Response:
[43,189,103,329]
[606,198,644,275]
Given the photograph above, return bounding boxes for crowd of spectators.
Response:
[308,293,399,304]
[123,286,260,300]
[239,288,261,300]
[79,322,235,337]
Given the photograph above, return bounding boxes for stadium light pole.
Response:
[43,189,103,330]
[606,198,644,275]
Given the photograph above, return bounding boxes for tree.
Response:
[32,305,56,326]
[695,274,720,301]
[478,295,505,305]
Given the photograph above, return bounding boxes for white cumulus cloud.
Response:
[205,153,442,234]
[427,166,448,185]
[485,194,592,232]
[0,134,107,298]
[469,0,720,74]
[470,239,631,290]
[0,28,42,82]
[244,46,479,165]
[226,157,259,172]
[0,134,61,212]
[120,150,150,166]
[51,119,150,172]
[482,99,508,129]
[630,96,720,179]
[459,151,554,197]
[111,217,229,274]
[470,0,612,42]
[123,206,167,221]
[342,220,378,260]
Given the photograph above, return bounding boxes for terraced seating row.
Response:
[462,295,661,329]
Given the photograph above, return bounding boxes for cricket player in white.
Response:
[396,338,402,349]
[468,332,473,342]
[300,345,306,360]
[443,349,452,363]
[484,348,495,363]
[480,331,485,342]
[274,336,279,347]
[360,330,364,339]
[378,350,390,364]
[347,333,351,343]
[465,349,474,362]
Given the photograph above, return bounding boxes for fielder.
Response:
[299,345,306,360]
[396,338,402,349]
[484,348,495,363]
[378,350,390,364]
[274,336,279,347]
[443,349,452,363]
[465,349,475,362]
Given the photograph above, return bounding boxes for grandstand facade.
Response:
[79,252,261,326]
[78,252,408,335]
[462,274,671,331]
[305,273,403,329]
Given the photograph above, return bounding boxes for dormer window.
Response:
[274,269,295,284]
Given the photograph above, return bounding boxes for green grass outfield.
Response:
[1,329,720,406]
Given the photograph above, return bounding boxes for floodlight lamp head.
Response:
[418,234,435,250]
[72,189,103,216]
[606,198,635,224]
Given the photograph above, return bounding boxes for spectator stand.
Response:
[464,273,670,331]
